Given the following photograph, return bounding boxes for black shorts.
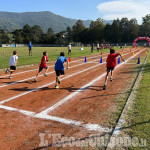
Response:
[68,50,71,52]
[29,48,32,51]
[107,67,114,72]
[39,66,48,72]
[55,70,65,76]
[10,66,16,70]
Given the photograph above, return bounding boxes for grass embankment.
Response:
[126,53,150,149]
[0,46,122,69]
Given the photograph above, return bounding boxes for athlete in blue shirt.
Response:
[55,52,68,88]
[28,41,32,56]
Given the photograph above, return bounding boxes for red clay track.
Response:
[0,47,147,149]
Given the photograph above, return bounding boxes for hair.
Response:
[13,51,17,55]
[43,51,47,56]
[60,52,65,56]
[110,49,115,54]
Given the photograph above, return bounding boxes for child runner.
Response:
[55,52,68,89]
[34,51,49,82]
[103,49,125,90]
[5,51,18,79]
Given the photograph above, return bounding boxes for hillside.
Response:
[0,11,113,33]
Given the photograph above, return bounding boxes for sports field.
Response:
[0,47,114,69]
[0,47,149,149]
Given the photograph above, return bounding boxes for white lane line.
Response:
[0,104,35,116]
[0,63,104,105]
[113,50,149,135]
[0,54,108,88]
[0,49,140,105]
[0,104,111,132]
[37,48,145,115]
[35,114,112,132]
[0,52,107,78]
[0,49,130,78]
[106,49,148,149]
[0,49,138,89]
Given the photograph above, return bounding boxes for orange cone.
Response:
[69,56,71,62]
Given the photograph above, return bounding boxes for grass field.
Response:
[0,46,122,69]
[126,53,150,149]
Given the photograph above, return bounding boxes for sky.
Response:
[1,0,150,24]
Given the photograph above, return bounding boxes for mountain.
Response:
[0,11,113,33]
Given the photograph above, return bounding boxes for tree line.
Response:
[0,14,150,45]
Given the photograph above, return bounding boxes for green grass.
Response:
[0,46,123,69]
[126,53,150,150]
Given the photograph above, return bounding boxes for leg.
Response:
[44,67,49,77]
[55,70,65,88]
[35,68,42,82]
[55,75,60,88]
[9,66,16,78]
[110,70,113,81]
[103,71,109,90]
[9,70,15,78]
[31,50,32,56]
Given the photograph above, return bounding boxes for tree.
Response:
[45,27,55,43]
[128,19,139,41]
[120,18,129,42]
[89,18,104,43]
[55,31,66,44]
[72,20,86,42]
[140,14,150,36]
[66,26,73,43]
[0,29,10,43]
[111,19,121,43]
[22,24,32,43]
[31,25,44,43]
[12,29,24,43]
[104,23,111,43]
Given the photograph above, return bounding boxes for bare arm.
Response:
[117,53,125,62]
[16,59,18,65]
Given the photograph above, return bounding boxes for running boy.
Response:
[55,52,68,89]
[103,49,125,90]
[34,51,49,82]
[5,51,18,79]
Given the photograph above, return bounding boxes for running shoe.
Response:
[34,78,37,83]
[44,73,48,77]
[5,69,9,74]
[55,85,59,89]
[9,76,12,79]
[110,78,113,82]
[57,77,60,84]
[103,85,106,90]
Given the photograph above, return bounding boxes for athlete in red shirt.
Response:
[34,52,49,82]
[103,49,125,90]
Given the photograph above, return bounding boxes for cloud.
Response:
[97,0,150,23]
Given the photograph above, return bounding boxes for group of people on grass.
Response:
[5,45,124,90]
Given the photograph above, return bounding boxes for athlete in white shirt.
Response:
[5,51,18,78]
[68,43,71,56]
